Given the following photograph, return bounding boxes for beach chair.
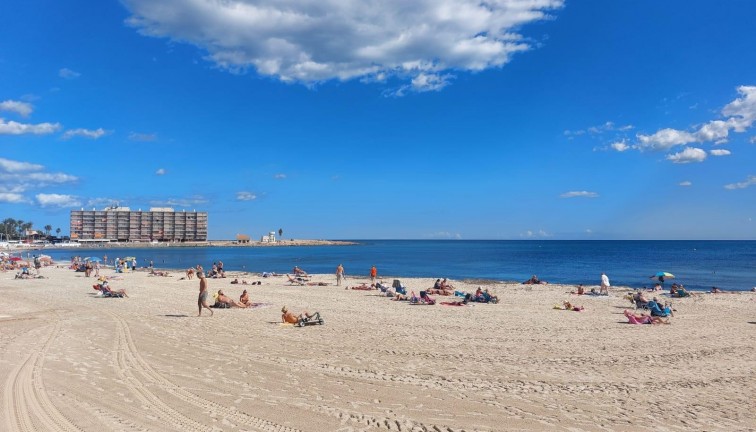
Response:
[296,312,324,327]
[646,301,671,317]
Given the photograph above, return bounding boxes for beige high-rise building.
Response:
[70,206,208,242]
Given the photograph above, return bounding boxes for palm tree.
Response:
[56,227,61,236]
[2,218,15,240]
[278,228,283,240]
[44,225,52,236]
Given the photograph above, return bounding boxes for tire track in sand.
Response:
[110,312,301,432]
[3,316,83,432]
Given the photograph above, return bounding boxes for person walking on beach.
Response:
[370,265,377,284]
[600,272,610,295]
[197,272,213,317]
[336,264,345,286]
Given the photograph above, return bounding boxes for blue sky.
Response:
[1,0,754,240]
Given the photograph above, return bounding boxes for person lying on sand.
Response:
[281,306,319,324]
[349,283,376,291]
[214,290,248,308]
[569,284,586,295]
[149,269,171,277]
[623,309,670,325]
[392,291,417,301]
[99,280,129,297]
[560,301,584,311]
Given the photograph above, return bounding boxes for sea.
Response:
[39,240,755,292]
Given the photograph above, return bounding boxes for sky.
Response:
[1,0,755,240]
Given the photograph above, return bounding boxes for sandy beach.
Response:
[1,266,754,432]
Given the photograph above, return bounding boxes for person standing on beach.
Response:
[336,264,345,286]
[370,265,377,284]
[600,272,610,295]
[198,272,213,316]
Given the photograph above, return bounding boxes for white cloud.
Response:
[679,181,692,187]
[155,168,166,175]
[122,0,563,90]
[0,158,44,173]
[709,149,731,157]
[721,86,756,132]
[59,68,81,79]
[429,231,462,239]
[610,141,630,152]
[520,229,551,238]
[695,120,730,143]
[560,191,598,198]
[151,196,208,207]
[129,132,157,141]
[274,173,287,179]
[0,158,77,195]
[36,193,82,208]
[665,147,707,164]
[0,100,33,117]
[724,175,756,190]
[62,128,107,140]
[236,191,257,201]
[637,128,697,151]
[0,118,61,135]
[565,122,633,137]
[0,193,28,203]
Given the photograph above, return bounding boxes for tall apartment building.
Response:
[70,206,208,242]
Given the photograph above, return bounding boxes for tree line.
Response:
[1,218,61,241]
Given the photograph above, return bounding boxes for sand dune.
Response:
[1,267,754,431]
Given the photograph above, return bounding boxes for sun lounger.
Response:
[297,312,324,327]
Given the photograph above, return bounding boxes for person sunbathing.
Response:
[281,306,319,324]
[522,275,547,285]
[570,284,586,295]
[392,290,417,301]
[562,301,584,311]
[239,289,251,306]
[99,280,129,298]
[214,290,247,308]
[349,283,376,290]
[623,309,670,325]
[292,266,308,276]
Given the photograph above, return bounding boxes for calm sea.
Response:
[40,240,755,291]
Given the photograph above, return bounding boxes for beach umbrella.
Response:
[123,256,136,261]
[653,272,675,279]
[9,257,22,261]
[84,257,102,262]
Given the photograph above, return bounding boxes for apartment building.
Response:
[70,206,208,242]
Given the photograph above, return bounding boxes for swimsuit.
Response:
[199,290,208,303]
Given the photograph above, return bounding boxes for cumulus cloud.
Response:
[665,147,707,164]
[36,193,81,208]
[610,141,630,152]
[129,132,157,141]
[274,173,287,179]
[560,191,598,198]
[724,175,756,190]
[236,191,257,201]
[709,149,731,156]
[122,0,563,91]
[59,68,81,79]
[0,193,28,203]
[0,118,61,135]
[0,100,33,117]
[155,168,166,175]
[721,85,756,132]
[695,120,730,143]
[637,128,697,151]
[679,181,692,187]
[62,128,107,140]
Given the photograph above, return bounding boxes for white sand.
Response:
[0,266,754,431]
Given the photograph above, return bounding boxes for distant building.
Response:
[70,206,208,242]
[236,234,250,244]
[260,231,277,243]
